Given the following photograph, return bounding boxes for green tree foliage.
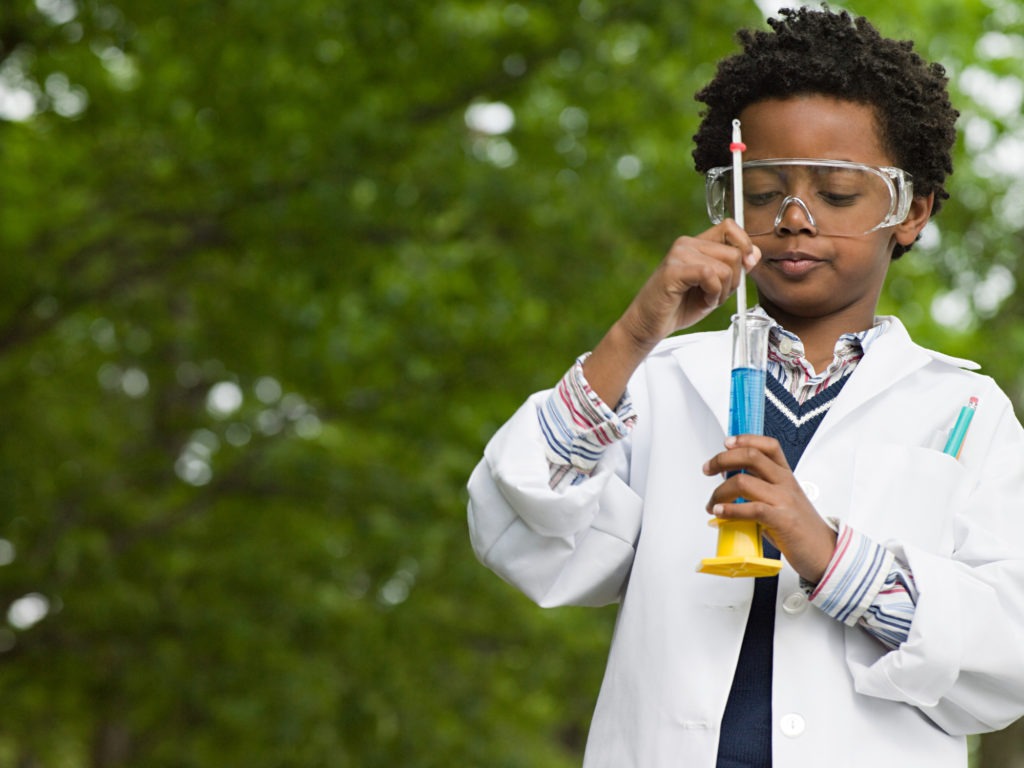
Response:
[0,0,1021,765]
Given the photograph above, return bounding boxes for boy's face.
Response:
[738,96,929,328]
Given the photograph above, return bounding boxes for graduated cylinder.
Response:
[698,314,783,578]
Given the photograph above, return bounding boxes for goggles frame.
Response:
[705,158,914,237]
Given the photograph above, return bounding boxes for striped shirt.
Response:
[539,308,918,650]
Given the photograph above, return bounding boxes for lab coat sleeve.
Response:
[846,388,1024,735]
[467,391,642,608]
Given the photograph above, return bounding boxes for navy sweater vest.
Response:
[714,373,851,768]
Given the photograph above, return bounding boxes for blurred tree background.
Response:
[0,0,1022,765]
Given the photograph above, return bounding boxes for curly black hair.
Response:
[692,5,958,258]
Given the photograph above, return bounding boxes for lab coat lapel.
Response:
[813,316,976,439]
[669,330,732,438]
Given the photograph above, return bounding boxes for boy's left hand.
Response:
[703,434,837,584]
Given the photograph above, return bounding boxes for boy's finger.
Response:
[723,434,790,469]
[706,474,770,510]
[702,445,778,480]
[708,500,771,520]
[701,219,758,269]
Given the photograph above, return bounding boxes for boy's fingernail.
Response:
[712,504,725,516]
[702,461,711,474]
[745,246,761,270]
[724,435,737,448]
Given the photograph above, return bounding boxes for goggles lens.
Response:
[705,159,913,237]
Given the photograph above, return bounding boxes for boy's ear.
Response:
[894,193,934,247]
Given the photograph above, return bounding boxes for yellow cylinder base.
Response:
[698,519,782,578]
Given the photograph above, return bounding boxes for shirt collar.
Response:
[748,305,891,366]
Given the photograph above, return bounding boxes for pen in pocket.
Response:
[942,396,978,460]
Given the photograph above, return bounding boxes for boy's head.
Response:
[691,5,958,259]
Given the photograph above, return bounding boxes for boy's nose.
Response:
[773,195,818,235]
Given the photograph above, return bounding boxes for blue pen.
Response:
[942,397,978,459]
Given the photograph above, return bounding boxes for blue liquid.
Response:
[728,368,766,502]
[729,367,766,437]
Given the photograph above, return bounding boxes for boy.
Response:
[467,6,1024,768]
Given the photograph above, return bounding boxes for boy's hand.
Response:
[620,220,761,352]
[583,220,760,406]
[702,434,837,584]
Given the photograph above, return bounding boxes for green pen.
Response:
[942,397,978,459]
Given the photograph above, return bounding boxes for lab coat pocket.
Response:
[845,444,968,556]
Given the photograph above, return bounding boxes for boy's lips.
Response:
[766,251,827,277]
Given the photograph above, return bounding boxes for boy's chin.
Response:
[755,294,839,322]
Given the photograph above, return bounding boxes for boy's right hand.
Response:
[620,219,760,350]
[583,220,759,406]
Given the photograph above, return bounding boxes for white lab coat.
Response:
[467,317,1024,768]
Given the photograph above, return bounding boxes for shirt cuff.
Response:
[807,522,894,627]
[539,353,637,479]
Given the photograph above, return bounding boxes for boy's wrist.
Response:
[807,523,895,627]
[540,354,637,485]
[615,307,661,356]
[583,320,653,407]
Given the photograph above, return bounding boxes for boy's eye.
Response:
[818,191,860,207]
[743,190,781,208]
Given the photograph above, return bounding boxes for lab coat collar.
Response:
[821,315,978,435]
[665,315,979,442]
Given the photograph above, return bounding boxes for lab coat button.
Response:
[799,480,820,502]
[782,592,808,615]
[780,713,806,738]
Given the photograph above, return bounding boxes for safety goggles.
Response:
[705,158,914,237]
